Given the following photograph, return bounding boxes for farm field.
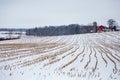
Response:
[0,31,120,80]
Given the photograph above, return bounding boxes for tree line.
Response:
[26,24,94,36]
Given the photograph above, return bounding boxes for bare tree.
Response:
[107,19,116,29]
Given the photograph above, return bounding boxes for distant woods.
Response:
[26,19,120,36]
[26,24,95,36]
[0,19,118,37]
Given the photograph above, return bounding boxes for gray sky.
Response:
[0,0,120,28]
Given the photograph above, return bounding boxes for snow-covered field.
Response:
[0,31,21,39]
[0,32,120,80]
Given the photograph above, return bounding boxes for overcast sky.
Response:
[0,0,120,28]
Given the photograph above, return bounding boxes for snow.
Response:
[0,31,20,39]
[0,31,120,80]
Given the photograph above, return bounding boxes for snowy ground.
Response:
[0,31,120,80]
[0,31,20,39]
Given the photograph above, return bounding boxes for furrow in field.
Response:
[92,42,108,67]
[98,41,120,62]
[96,36,120,62]
[100,41,120,53]
[84,46,92,69]
[19,45,74,67]
[43,44,79,67]
[80,43,88,63]
[97,48,108,67]
[104,48,120,62]
[0,43,63,58]
[92,48,98,72]
[0,43,68,63]
[99,46,118,74]
[60,46,85,69]
[105,32,120,40]
[115,54,120,58]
